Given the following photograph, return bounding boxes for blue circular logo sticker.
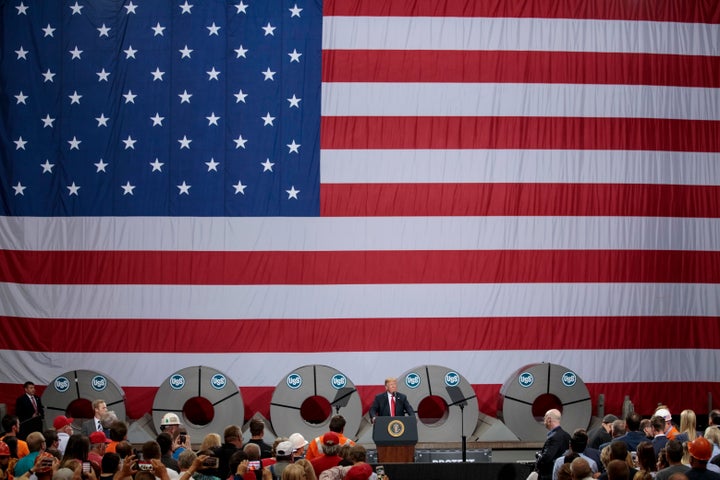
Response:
[405,372,421,389]
[331,374,347,390]
[169,374,186,390]
[518,372,534,388]
[286,373,302,389]
[91,375,107,392]
[211,374,227,390]
[561,371,577,387]
[54,376,70,393]
[444,371,460,387]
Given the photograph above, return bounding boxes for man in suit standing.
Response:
[15,382,44,440]
[369,378,414,422]
[535,409,572,480]
[81,399,108,436]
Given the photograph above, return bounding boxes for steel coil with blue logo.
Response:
[396,365,479,443]
[270,364,362,442]
[152,366,244,439]
[498,363,591,441]
[41,370,126,432]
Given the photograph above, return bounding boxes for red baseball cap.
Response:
[323,432,340,446]
[53,416,74,430]
[89,431,111,444]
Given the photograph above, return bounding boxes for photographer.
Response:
[141,441,179,480]
[178,452,221,480]
[228,450,272,480]
[15,452,58,480]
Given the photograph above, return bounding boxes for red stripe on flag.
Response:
[2,250,719,284]
[322,50,720,88]
[324,0,720,23]
[320,183,720,217]
[320,117,720,151]
[1,316,719,352]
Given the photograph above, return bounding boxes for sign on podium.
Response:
[372,416,418,463]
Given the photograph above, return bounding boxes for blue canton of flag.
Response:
[0,0,321,216]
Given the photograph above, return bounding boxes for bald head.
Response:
[544,409,562,430]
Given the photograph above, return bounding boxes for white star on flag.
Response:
[94,159,108,172]
[123,90,137,103]
[233,181,247,194]
[122,135,137,150]
[289,4,302,17]
[67,182,81,196]
[121,182,136,195]
[262,22,276,36]
[207,67,221,80]
[150,113,165,126]
[151,68,165,81]
[69,46,83,59]
[177,181,191,195]
[95,114,109,127]
[178,135,192,149]
[287,140,301,153]
[206,113,221,126]
[287,95,301,108]
[206,158,220,171]
[13,182,26,196]
[234,135,247,149]
[286,186,300,199]
[262,68,276,81]
[262,113,275,126]
[207,23,221,36]
[288,49,302,62]
[97,24,111,37]
[124,46,138,59]
[150,158,164,172]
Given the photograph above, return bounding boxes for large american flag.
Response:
[1,0,719,422]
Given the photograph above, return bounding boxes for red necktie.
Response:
[30,396,37,413]
[390,395,396,416]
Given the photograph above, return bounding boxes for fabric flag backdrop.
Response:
[1,0,719,423]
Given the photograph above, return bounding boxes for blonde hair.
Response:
[199,433,221,451]
[705,426,720,446]
[294,459,317,480]
[679,410,697,442]
[281,464,306,480]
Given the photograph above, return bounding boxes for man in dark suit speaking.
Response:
[369,377,415,422]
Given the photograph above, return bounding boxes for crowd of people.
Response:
[531,406,720,480]
[0,383,385,480]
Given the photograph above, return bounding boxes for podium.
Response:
[373,416,418,463]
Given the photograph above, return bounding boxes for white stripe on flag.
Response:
[321,83,720,120]
[2,216,719,251]
[320,150,720,185]
[322,16,720,56]
[0,282,717,319]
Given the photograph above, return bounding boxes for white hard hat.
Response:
[160,413,181,426]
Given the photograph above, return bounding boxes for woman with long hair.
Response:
[633,441,657,479]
